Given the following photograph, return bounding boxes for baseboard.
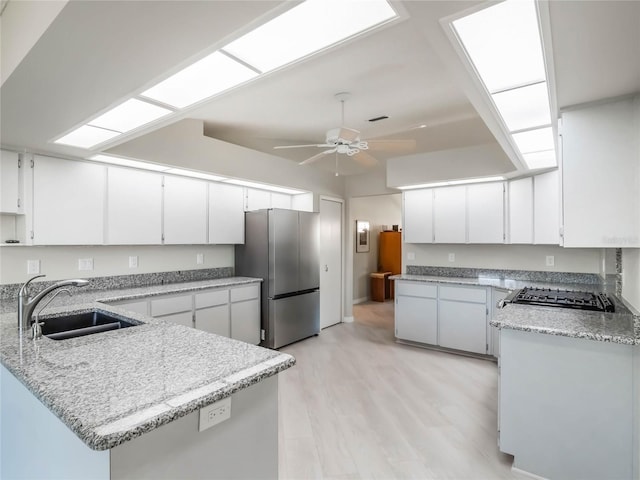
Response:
[511,467,548,480]
[352,297,369,305]
[343,316,354,323]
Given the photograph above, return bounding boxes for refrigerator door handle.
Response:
[324,264,328,272]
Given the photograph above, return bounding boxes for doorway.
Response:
[319,197,343,329]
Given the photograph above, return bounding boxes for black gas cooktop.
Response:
[508,286,615,312]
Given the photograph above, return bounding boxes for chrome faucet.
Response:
[18,275,89,332]
[31,289,71,340]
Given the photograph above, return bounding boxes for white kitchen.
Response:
[1,1,639,479]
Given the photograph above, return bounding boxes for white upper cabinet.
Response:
[0,150,21,214]
[32,156,105,245]
[533,170,560,245]
[163,175,208,244]
[245,188,272,211]
[106,167,162,245]
[434,185,467,243]
[467,182,504,243]
[561,95,640,247]
[508,177,534,244]
[403,189,433,243]
[209,183,244,244]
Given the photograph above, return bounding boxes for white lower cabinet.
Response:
[113,284,261,344]
[395,282,438,345]
[394,281,489,355]
[151,293,194,328]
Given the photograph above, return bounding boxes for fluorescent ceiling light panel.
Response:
[88,154,168,171]
[522,150,556,169]
[223,0,397,73]
[224,178,305,195]
[492,82,551,132]
[141,51,258,108]
[453,0,545,92]
[88,99,172,133]
[54,125,120,149]
[163,168,226,182]
[512,127,555,154]
[398,176,505,190]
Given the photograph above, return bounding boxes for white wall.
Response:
[0,245,233,285]
[348,194,402,303]
[403,244,604,274]
[622,248,640,311]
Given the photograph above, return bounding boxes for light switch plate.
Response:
[546,255,555,266]
[129,256,138,268]
[196,253,204,265]
[407,252,415,260]
[78,258,94,271]
[27,259,40,274]
[448,253,455,262]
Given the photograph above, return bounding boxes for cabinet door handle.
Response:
[324,265,328,272]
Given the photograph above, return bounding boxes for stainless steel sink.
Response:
[40,311,140,340]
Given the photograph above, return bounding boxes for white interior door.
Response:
[320,198,343,329]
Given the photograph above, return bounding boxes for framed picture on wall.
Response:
[356,220,370,253]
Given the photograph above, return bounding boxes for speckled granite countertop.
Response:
[0,277,295,451]
[392,274,638,345]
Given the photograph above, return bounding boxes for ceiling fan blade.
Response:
[299,149,336,165]
[366,139,416,152]
[352,151,378,167]
[274,144,332,150]
[338,127,360,143]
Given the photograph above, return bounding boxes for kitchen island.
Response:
[493,303,639,480]
[0,276,295,479]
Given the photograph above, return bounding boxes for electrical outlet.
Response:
[448,253,455,262]
[78,258,94,271]
[546,255,555,267]
[407,252,415,260]
[196,253,204,265]
[199,397,231,432]
[129,256,138,268]
[27,259,40,274]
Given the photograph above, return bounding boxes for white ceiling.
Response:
[1,0,638,178]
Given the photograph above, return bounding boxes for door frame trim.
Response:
[319,195,345,327]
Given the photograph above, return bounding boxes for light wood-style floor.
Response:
[278,301,529,480]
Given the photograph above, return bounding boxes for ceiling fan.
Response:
[273,92,415,170]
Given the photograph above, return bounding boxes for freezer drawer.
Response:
[268,291,319,349]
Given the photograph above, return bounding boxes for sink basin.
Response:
[40,311,139,340]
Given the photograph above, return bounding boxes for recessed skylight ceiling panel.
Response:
[522,150,556,169]
[223,0,398,73]
[453,0,545,93]
[141,51,259,108]
[492,82,551,132]
[55,125,121,148]
[512,126,555,154]
[88,99,173,133]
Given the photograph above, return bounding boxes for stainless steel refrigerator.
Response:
[235,209,320,349]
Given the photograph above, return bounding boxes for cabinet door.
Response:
[562,96,640,247]
[231,299,260,344]
[508,177,533,244]
[163,175,208,244]
[245,188,271,211]
[0,150,20,214]
[195,304,230,337]
[106,167,162,244]
[438,300,487,354]
[209,183,244,244]
[433,186,466,243]
[533,170,560,245]
[270,192,292,209]
[403,189,433,243]
[467,182,504,243]
[395,295,438,344]
[33,156,105,245]
[158,311,193,328]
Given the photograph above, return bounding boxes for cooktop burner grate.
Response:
[511,287,614,312]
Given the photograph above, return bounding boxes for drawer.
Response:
[150,294,193,316]
[439,285,487,303]
[396,282,437,298]
[195,289,229,309]
[230,284,260,302]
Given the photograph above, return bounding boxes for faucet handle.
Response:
[19,274,46,296]
[31,321,44,340]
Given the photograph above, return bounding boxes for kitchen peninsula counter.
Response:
[1,275,294,479]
